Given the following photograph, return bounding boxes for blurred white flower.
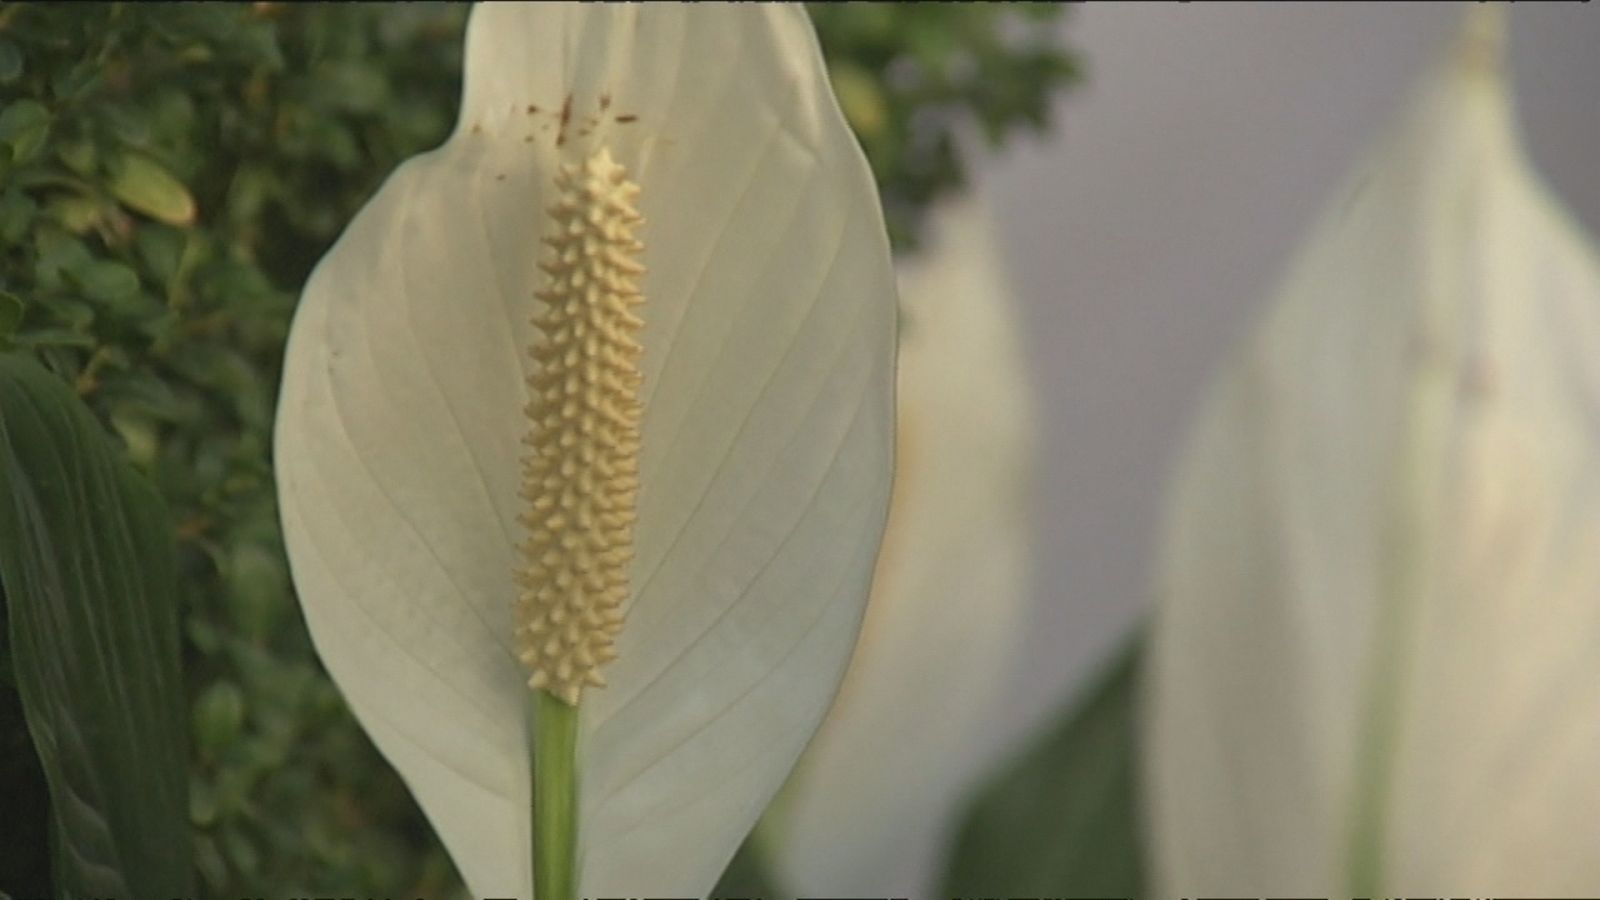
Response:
[1147,8,1600,896]
[273,4,897,898]
[763,192,1037,897]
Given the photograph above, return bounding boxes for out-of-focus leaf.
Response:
[0,100,49,163]
[72,260,139,303]
[0,40,23,85]
[193,680,246,760]
[711,835,781,900]
[0,352,194,899]
[941,635,1146,899]
[0,291,22,339]
[107,151,196,226]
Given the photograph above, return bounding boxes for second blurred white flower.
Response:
[763,192,1039,897]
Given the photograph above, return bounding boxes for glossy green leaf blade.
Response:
[941,636,1146,900]
[0,352,192,899]
[0,649,54,898]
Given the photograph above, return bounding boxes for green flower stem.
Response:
[530,689,578,900]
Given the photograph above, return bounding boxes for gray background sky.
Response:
[983,3,1600,734]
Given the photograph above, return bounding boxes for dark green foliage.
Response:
[809,2,1079,249]
[0,4,468,895]
[0,3,1078,896]
[0,352,193,899]
[0,637,53,897]
[942,636,1147,899]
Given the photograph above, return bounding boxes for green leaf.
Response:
[193,680,245,760]
[710,832,781,900]
[0,99,50,164]
[941,634,1147,899]
[222,542,289,641]
[0,352,194,899]
[69,260,143,309]
[107,152,197,227]
[0,39,22,85]
[13,328,94,351]
[0,291,22,339]
[0,188,37,243]
[44,195,102,235]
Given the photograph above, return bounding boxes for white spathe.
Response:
[273,4,897,898]
[765,193,1037,896]
[1146,8,1600,896]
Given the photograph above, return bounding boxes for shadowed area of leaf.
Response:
[711,831,782,900]
[0,612,54,898]
[0,352,193,898]
[941,633,1146,899]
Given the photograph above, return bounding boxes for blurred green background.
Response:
[0,4,1079,897]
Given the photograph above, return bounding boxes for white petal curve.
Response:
[274,4,897,898]
[765,192,1038,896]
[1146,9,1600,896]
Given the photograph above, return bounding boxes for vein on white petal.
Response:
[613,529,876,848]
[585,358,889,877]
[632,128,795,595]
[613,237,863,720]
[631,146,832,619]
[601,442,880,836]
[591,350,879,846]
[586,475,884,892]
[291,434,506,733]
[337,172,512,656]
[634,22,749,412]
[319,317,507,681]
[285,270,515,747]
[638,91,767,418]
[464,143,537,387]
[596,359,876,786]
[395,180,516,556]
[355,692,526,893]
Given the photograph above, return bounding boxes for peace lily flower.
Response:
[1146,8,1600,896]
[273,5,896,899]
[760,193,1037,896]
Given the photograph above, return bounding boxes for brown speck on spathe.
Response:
[471,123,483,134]
[526,103,539,114]
[615,114,638,124]
[556,94,574,147]
[600,91,612,111]
[496,174,506,181]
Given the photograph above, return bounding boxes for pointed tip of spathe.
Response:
[1450,3,1509,78]
[1412,2,1517,149]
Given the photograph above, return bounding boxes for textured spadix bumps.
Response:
[1146,10,1600,896]
[274,4,897,898]
[518,148,644,705]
